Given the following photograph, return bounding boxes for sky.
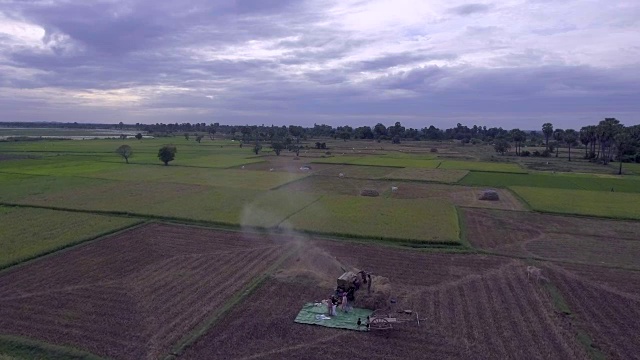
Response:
[0,0,639,129]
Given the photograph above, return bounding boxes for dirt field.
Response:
[544,263,640,359]
[2,218,638,359]
[0,223,290,359]
[183,240,586,359]
[463,208,640,268]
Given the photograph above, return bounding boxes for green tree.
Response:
[184,133,190,141]
[271,142,285,155]
[195,135,204,143]
[253,142,262,155]
[542,123,554,150]
[579,126,592,158]
[552,129,564,157]
[614,130,635,175]
[208,123,217,140]
[135,133,143,140]
[115,145,132,164]
[564,129,578,162]
[158,145,177,166]
[596,118,621,164]
[493,139,511,155]
[373,123,387,139]
[510,129,526,155]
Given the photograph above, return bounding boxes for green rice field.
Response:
[0,206,141,269]
[2,135,640,267]
[461,171,640,193]
[511,186,640,219]
[286,195,460,243]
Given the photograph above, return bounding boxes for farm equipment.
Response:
[335,272,425,331]
[337,271,359,290]
[367,308,423,330]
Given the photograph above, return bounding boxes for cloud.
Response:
[0,0,639,129]
[448,3,493,16]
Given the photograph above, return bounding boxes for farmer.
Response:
[341,290,348,312]
[331,295,339,316]
[327,297,333,316]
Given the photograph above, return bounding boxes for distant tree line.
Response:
[7,118,640,171]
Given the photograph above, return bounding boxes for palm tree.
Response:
[564,129,578,162]
[510,129,526,155]
[579,126,591,158]
[597,118,621,164]
[553,129,564,157]
[613,129,633,175]
[542,123,554,150]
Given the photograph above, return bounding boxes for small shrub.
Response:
[360,189,380,197]
[520,150,530,157]
[430,148,438,153]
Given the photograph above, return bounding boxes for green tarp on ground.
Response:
[294,303,373,331]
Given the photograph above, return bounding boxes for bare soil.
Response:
[0,223,289,359]
[463,208,640,269]
[545,263,640,359]
[183,240,586,359]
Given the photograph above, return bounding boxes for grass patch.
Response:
[0,206,141,269]
[385,168,469,183]
[144,188,321,228]
[314,164,397,179]
[10,182,319,228]
[0,335,103,360]
[286,195,460,243]
[313,156,441,168]
[460,171,640,193]
[510,186,640,219]
[439,160,526,173]
[0,156,122,177]
[84,166,306,190]
[542,282,605,360]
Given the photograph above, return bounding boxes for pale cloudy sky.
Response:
[0,0,639,129]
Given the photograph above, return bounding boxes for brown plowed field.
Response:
[463,208,640,269]
[183,240,586,359]
[546,264,640,359]
[0,223,289,359]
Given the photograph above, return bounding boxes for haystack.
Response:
[479,189,500,201]
[360,189,379,197]
[356,275,392,310]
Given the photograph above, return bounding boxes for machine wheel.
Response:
[369,318,392,330]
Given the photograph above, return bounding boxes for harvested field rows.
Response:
[547,265,640,359]
[184,241,585,359]
[463,208,640,268]
[0,223,290,359]
[552,262,640,296]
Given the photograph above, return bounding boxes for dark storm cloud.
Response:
[1,0,639,128]
[448,3,493,16]
[350,52,458,72]
[235,0,300,14]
